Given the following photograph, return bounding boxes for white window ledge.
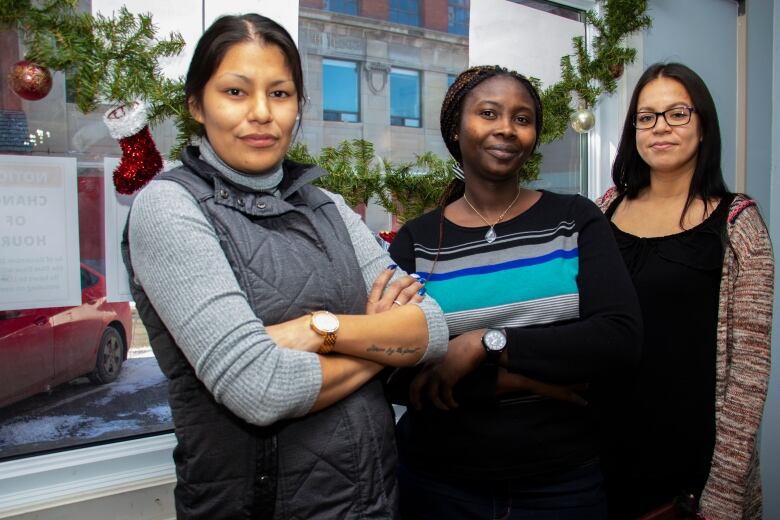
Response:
[0,434,176,519]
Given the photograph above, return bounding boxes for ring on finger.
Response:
[393,299,402,306]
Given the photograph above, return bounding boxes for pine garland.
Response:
[2,0,650,217]
[538,0,651,148]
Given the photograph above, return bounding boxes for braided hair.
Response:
[438,65,543,206]
[428,65,543,276]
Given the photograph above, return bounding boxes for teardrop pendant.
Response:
[484,227,497,243]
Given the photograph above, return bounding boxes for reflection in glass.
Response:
[0,13,171,458]
[323,59,360,123]
[529,128,583,195]
[324,0,359,16]
[389,0,421,26]
[390,68,421,128]
[448,0,470,35]
[0,1,587,460]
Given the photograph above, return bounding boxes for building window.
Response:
[448,0,469,36]
[323,0,358,16]
[323,59,360,123]
[389,0,420,26]
[390,68,421,127]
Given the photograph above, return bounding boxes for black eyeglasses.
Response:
[633,106,696,129]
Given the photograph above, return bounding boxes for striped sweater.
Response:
[389,190,642,478]
[597,188,774,520]
[411,216,580,336]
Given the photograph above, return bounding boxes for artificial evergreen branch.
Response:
[376,152,455,224]
[534,0,651,178]
[1,0,186,157]
[287,139,385,209]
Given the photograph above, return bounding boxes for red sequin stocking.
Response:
[103,102,163,195]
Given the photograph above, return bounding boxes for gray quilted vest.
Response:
[123,147,398,520]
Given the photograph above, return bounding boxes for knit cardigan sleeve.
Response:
[699,200,774,520]
[594,186,619,213]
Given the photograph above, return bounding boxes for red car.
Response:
[0,264,133,408]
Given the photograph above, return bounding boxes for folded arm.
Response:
[130,181,400,426]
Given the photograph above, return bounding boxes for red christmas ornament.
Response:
[378,230,397,244]
[103,102,163,194]
[608,63,624,80]
[8,60,53,101]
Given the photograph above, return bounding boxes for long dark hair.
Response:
[612,62,729,225]
[185,13,306,136]
[438,65,543,207]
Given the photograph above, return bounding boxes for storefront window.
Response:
[1,0,587,463]
[0,0,192,460]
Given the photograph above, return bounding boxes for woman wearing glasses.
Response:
[596,63,773,519]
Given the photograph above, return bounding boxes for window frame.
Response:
[322,58,361,123]
[517,0,595,10]
[0,433,176,516]
[389,67,422,128]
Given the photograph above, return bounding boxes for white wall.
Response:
[746,0,773,210]
[762,1,780,518]
[642,0,738,190]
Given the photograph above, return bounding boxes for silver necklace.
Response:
[462,189,521,243]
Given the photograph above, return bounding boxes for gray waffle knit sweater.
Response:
[129,174,448,428]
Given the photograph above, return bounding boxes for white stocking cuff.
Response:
[103,101,150,139]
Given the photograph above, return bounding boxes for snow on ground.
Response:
[93,357,167,405]
[0,415,142,447]
[140,404,172,422]
[0,357,171,454]
[128,345,154,358]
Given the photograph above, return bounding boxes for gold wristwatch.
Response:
[310,311,340,354]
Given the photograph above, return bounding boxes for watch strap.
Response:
[318,333,337,355]
[484,349,502,366]
[310,311,339,355]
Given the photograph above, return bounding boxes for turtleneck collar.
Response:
[198,138,283,197]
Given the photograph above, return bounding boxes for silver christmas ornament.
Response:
[570,107,596,134]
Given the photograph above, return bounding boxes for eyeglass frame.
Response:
[632,106,696,130]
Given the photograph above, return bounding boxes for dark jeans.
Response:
[399,462,607,520]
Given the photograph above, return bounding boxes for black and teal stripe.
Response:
[410,219,581,335]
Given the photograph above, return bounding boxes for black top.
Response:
[600,194,733,515]
[388,191,642,480]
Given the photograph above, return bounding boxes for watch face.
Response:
[483,329,506,352]
[313,311,339,333]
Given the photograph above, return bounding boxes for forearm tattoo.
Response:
[366,345,421,356]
